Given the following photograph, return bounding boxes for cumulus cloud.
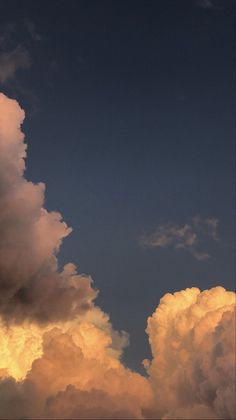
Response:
[0,93,97,322]
[0,286,234,419]
[141,216,219,260]
[144,286,236,419]
[0,93,235,419]
[0,309,152,419]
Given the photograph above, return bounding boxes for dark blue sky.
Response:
[0,0,235,371]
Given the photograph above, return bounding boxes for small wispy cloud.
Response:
[0,20,41,85]
[196,0,221,10]
[23,19,42,42]
[141,216,219,261]
[0,45,30,84]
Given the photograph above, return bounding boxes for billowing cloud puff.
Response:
[0,93,235,419]
[144,286,236,419]
[0,287,234,419]
[0,309,152,419]
[0,93,97,322]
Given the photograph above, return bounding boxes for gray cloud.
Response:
[23,19,42,42]
[0,20,41,85]
[196,0,221,10]
[141,216,219,261]
[0,45,31,84]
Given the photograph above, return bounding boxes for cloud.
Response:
[196,0,221,10]
[0,93,97,322]
[0,286,234,419]
[23,19,42,42]
[144,286,236,419]
[0,45,31,84]
[0,308,152,419]
[141,216,219,260]
[0,93,235,419]
[0,20,40,85]
[45,386,142,419]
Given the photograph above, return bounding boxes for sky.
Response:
[0,2,235,417]
[0,0,235,372]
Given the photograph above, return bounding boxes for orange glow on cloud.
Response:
[0,93,235,419]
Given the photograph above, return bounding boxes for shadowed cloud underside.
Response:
[0,94,235,419]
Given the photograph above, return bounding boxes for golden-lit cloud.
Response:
[144,286,235,419]
[0,309,152,419]
[0,286,234,419]
[0,93,235,419]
